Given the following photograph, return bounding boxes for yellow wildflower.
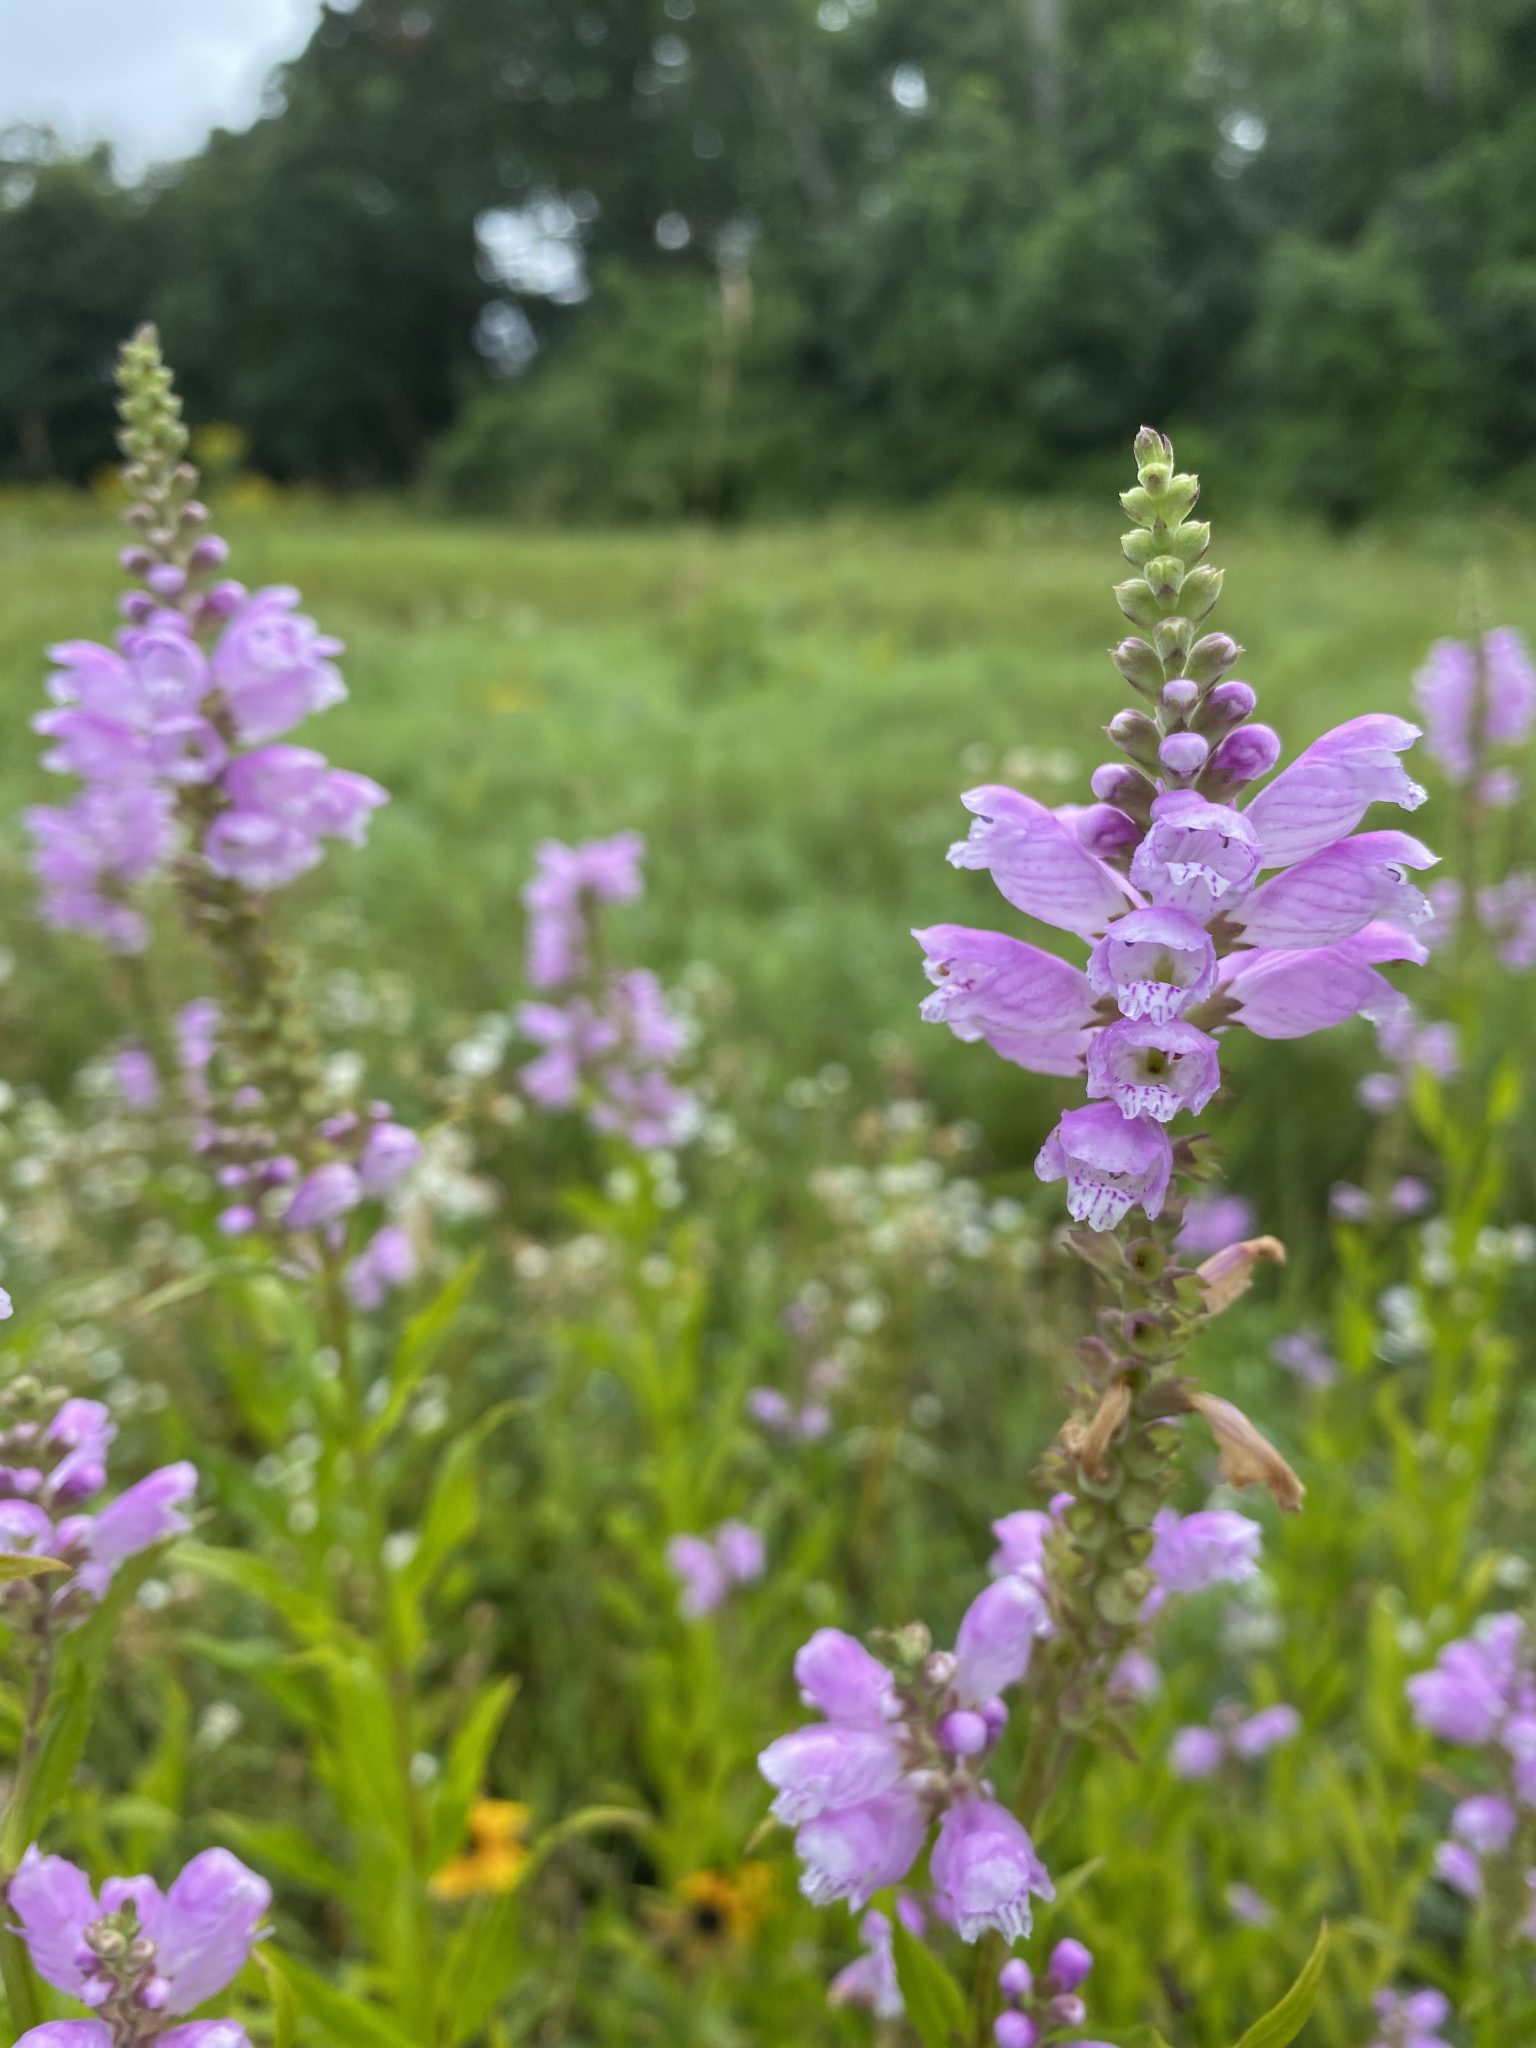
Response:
[430,1799,532,1900]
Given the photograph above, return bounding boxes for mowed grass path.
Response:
[4,498,1534,1224]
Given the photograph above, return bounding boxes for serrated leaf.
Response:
[0,1554,68,1583]
[891,1912,967,2048]
[1233,1922,1331,2048]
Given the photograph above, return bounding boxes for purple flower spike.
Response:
[948,788,1135,937]
[1035,1103,1172,1230]
[759,1724,904,1825]
[1048,1937,1094,1992]
[795,1629,896,1728]
[1084,1017,1220,1123]
[953,1576,1050,1703]
[10,1846,268,2020]
[66,1461,196,1601]
[1087,906,1217,1023]
[1169,1726,1226,1778]
[212,588,346,744]
[1221,922,1426,1039]
[914,926,1095,1042]
[1414,630,1536,782]
[1233,831,1437,951]
[1244,714,1425,868]
[929,1797,1054,1944]
[283,1161,363,1231]
[1129,792,1261,923]
[795,1792,927,1909]
[1147,1508,1262,1594]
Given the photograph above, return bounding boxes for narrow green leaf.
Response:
[0,1554,68,1583]
[255,1946,299,2048]
[430,1675,519,1865]
[279,1951,418,2048]
[366,1252,484,1451]
[1233,1922,1332,2048]
[891,1912,967,2048]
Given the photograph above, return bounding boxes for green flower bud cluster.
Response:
[1106,427,1247,803]
[116,324,206,573]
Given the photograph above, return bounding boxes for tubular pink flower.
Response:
[1086,907,1217,1023]
[1220,922,1427,1039]
[794,1793,928,1909]
[759,1725,905,1826]
[1232,831,1437,950]
[1034,1104,1172,1230]
[1084,1018,1221,1123]
[794,1629,897,1728]
[913,926,1095,1041]
[929,1797,1054,1944]
[947,787,1136,937]
[1128,792,1261,923]
[1243,714,1426,868]
[953,1576,1050,1703]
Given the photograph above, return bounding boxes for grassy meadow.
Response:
[0,489,1534,2047]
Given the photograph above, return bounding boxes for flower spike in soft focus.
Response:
[27,327,387,954]
[515,835,697,1147]
[9,1844,268,2048]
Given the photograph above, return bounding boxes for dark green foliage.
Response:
[10,0,1536,511]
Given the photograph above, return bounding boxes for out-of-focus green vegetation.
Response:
[6,493,1535,1242]
[6,1,1536,519]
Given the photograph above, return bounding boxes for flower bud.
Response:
[1109,636,1164,695]
[1133,424,1174,484]
[1170,518,1211,564]
[1207,724,1281,788]
[1113,579,1161,631]
[1178,564,1224,622]
[1143,555,1186,604]
[1152,615,1192,664]
[1185,631,1241,685]
[189,534,230,572]
[1160,679,1198,716]
[1158,732,1208,778]
[1047,1993,1088,2027]
[922,1649,959,1690]
[1196,678,1256,732]
[1090,760,1151,809]
[994,2014,1039,2048]
[997,1959,1033,2000]
[1107,710,1161,770]
[937,1708,991,1755]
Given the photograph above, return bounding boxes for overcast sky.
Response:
[0,0,342,174]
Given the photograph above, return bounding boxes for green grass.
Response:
[5,494,1535,1239]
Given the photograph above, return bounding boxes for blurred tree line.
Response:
[3,0,1536,520]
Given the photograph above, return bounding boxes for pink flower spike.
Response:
[947,788,1137,937]
[1035,1104,1172,1230]
[1232,831,1437,951]
[1244,713,1425,868]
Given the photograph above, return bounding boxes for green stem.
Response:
[0,1640,58,2034]
[320,1254,435,2024]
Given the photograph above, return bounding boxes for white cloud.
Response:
[0,0,342,175]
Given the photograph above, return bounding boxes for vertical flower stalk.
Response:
[23,330,438,1986]
[761,429,1431,2039]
